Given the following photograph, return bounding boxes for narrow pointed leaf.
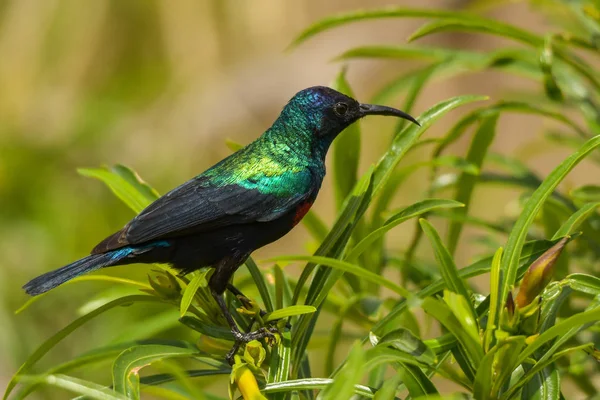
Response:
[552,202,600,239]
[263,378,375,397]
[179,273,208,317]
[320,342,365,400]
[17,374,128,400]
[347,199,463,261]
[268,255,412,298]
[447,114,498,254]
[399,363,439,398]
[421,297,483,369]
[290,9,504,49]
[112,343,198,396]
[78,165,158,213]
[373,95,488,196]
[245,257,275,312]
[264,305,316,322]
[420,219,476,320]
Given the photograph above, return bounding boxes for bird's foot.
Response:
[233,295,292,330]
[226,284,292,329]
[226,326,280,365]
[233,325,279,342]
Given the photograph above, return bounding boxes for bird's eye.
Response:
[334,102,348,116]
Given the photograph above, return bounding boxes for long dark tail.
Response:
[23,249,133,296]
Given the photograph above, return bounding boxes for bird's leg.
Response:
[227,282,292,330]
[210,255,279,364]
[226,283,267,318]
[212,289,278,363]
[226,283,292,334]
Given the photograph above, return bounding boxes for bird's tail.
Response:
[23,248,133,296]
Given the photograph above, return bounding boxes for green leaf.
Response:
[245,256,275,312]
[178,316,234,341]
[334,45,471,62]
[566,273,600,296]
[419,219,476,320]
[436,102,587,161]
[407,17,600,91]
[363,346,430,371]
[421,296,483,370]
[268,255,411,298]
[484,247,503,352]
[504,343,593,400]
[377,328,437,365]
[263,378,375,398]
[139,368,230,386]
[179,273,208,317]
[112,343,198,397]
[373,373,401,400]
[370,48,540,106]
[473,341,500,400]
[290,8,498,49]
[444,291,480,346]
[408,18,541,46]
[347,199,463,261]
[446,113,499,254]
[4,295,164,400]
[17,374,128,400]
[263,305,316,322]
[267,330,292,392]
[324,300,356,376]
[570,185,600,202]
[517,306,600,365]
[474,336,526,400]
[78,165,159,213]
[552,202,600,239]
[373,95,488,197]
[398,363,439,398]
[331,68,361,209]
[497,135,600,329]
[320,342,366,400]
[302,210,329,242]
[521,366,560,400]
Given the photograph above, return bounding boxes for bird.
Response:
[23,86,419,361]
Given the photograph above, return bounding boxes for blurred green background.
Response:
[2,0,598,398]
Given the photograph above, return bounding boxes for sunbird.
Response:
[24,86,419,360]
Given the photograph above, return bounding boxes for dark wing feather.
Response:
[92,171,314,253]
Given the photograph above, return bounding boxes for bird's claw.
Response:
[231,326,278,342]
[226,326,280,365]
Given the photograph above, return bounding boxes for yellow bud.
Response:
[231,361,267,400]
[244,340,266,368]
[147,270,182,300]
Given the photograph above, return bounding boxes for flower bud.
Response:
[516,237,568,308]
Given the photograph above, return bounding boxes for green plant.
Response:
[6,1,600,399]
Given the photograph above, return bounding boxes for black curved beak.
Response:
[359,103,420,126]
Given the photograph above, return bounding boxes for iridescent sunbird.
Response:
[23,86,419,361]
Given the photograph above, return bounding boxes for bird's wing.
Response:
[92,168,315,253]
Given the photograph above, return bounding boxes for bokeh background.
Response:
[1,0,597,398]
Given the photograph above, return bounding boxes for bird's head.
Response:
[274,86,419,159]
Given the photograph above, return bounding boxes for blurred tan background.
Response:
[1,0,596,398]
